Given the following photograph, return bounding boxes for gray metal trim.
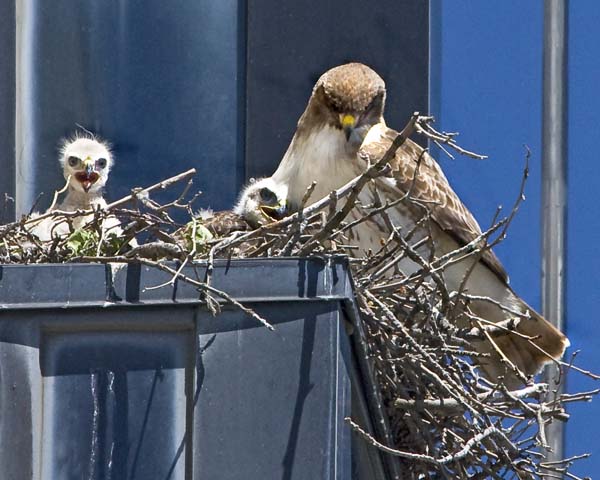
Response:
[0,257,355,309]
[343,296,405,480]
[541,0,568,462]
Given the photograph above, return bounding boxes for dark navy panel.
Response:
[40,329,191,480]
[0,0,15,223]
[245,0,429,179]
[565,1,600,475]
[0,340,42,480]
[16,0,244,215]
[0,260,391,479]
[430,1,544,312]
[193,302,348,480]
[10,0,428,216]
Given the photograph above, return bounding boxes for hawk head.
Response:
[309,63,386,146]
[60,135,112,194]
[233,177,289,227]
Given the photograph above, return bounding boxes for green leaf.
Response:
[66,228,99,256]
[181,221,213,253]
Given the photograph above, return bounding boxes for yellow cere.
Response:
[341,114,356,128]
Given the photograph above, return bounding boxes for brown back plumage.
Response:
[359,129,510,283]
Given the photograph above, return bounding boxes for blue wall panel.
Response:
[432,1,600,474]
[565,1,600,476]
[430,0,543,308]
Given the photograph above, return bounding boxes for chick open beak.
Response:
[75,159,100,192]
[260,202,287,221]
[341,114,357,141]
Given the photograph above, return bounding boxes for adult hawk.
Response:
[271,63,568,385]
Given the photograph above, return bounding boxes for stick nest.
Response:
[0,115,596,479]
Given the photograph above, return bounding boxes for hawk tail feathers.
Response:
[476,300,569,389]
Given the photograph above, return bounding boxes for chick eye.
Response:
[67,156,80,167]
[96,158,108,169]
[259,187,276,203]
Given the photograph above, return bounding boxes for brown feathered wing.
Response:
[358,126,568,385]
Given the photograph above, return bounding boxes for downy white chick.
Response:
[30,135,120,241]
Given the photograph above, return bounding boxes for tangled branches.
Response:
[0,115,596,479]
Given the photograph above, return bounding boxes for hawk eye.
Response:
[96,158,108,169]
[67,156,80,167]
[259,187,276,203]
[328,100,342,114]
[366,91,384,113]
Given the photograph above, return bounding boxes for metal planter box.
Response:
[0,258,394,479]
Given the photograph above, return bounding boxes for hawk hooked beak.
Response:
[84,158,94,176]
[75,158,100,192]
[341,114,357,141]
